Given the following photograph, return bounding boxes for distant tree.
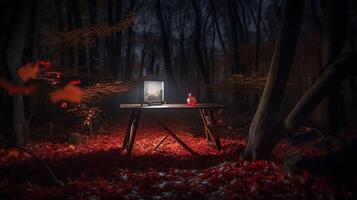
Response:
[89,0,99,73]
[124,0,137,80]
[226,0,241,74]
[69,0,87,69]
[190,0,213,101]
[255,0,262,73]
[156,0,181,101]
[112,0,123,78]
[55,0,65,66]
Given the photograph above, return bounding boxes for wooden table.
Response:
[119,103,225,156]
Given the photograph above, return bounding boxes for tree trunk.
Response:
[313,0,348,135]
[237,0,250,42]
[244,0,305,161]
[285,53,357,131]
[249,53,357,161]
[190,0,213,102]
[66,0,75,67]
[89,0,99,73]
[106,0,114,73]
[3,0,35,146]
[55,0,65,66]
[310,0,323,35]
[272,0,282,21]
[255,0,262,73]
[226,0,241,74]
[112,0,122,78]
[209,0,228,55]
[69,0,87,69]
[124,0,137,80]
[156,0,181,101]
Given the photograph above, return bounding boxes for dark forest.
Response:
[1,0,357,199]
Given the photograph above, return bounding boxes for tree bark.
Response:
[69,0,87,69]
[313,0,348,135]
[244,0,306,161]
[156,0,181,101]
[89,0,99,73]
[3,0,35,146]
[124,0,137,80]
[55,0,65,66]
[250,53,357,161]
[285,53,357,131]
[226,0,241,74]
[106,0,114,73]
[66,0,75,67]
[191,0,213,102]
[112,0,122,78]
[255,0,262,73]
[237,0,250,42]
[209,0,228,55]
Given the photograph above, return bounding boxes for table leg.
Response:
[153,134,169,150]
[199,108,222,150]
[122,111,136,151]
[122,110,141,156]
[156,119,198,156]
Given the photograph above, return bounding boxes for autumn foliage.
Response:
[0,122,351,199]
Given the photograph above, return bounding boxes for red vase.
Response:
[187,93,197,106]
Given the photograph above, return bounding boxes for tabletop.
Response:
[120,103,226,110]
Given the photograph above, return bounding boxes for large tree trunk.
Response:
[155,0,181,101]
[3,0,35,146]
[243,0,305,161]
[313,0,348,135]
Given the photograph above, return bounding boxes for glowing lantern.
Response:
[144,81,164,105]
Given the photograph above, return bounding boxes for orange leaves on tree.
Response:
[17,60,51,83]
[17,63,40,82]
[0,78,36,95]
[49,84,85,104]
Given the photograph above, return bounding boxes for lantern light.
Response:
[144,81,164,105]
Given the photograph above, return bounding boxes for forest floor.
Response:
[0,111,355,199]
